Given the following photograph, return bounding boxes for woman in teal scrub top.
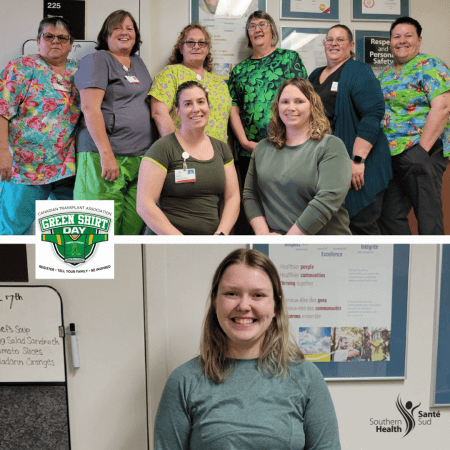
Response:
[154,249,341,450]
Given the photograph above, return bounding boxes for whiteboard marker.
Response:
[70,323,80,369]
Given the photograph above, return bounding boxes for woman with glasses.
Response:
[150,23,231,144]
[74,10,153,235]
[0,17,80,235]
[309,25,392,235]
[228,11,307,190]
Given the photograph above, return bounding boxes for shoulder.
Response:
[148,133,177,152]
[309,66,325,80]
[206,71,227,86]
[289,359,326,392]
[416,54,450,73]
[253,138,276,156]
[166,357,204,387]
[315,135,348,157]
[3,55,39,72]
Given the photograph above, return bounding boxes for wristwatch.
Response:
[352,155,366,163]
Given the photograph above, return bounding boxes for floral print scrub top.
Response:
[228,49,307,157]
[0,54,80,185]
[149,64,231,143]
[378,53,450,157]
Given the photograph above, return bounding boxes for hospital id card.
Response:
[175,168,196,183]
[125,75,140,84]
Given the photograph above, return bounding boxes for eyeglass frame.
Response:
[41,33,71,43]
[183,40,209,48]
[247,21,270,32]
[322,38,351,46]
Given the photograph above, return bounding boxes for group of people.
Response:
[1,10,449,235]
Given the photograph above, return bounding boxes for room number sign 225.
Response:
[47,2,61,8]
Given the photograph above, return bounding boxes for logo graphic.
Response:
[396,395,421,437]
[39,213,110,266]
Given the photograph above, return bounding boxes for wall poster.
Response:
[281,0,339,20]
[352,0,409,21]
[355,30,393,77]
[254,244,409,380]
[190,0,266,78]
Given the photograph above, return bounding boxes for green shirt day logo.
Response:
[39,213,111,266]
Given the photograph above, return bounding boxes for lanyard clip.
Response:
[182,152,189,171]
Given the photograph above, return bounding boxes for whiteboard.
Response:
[0,285,66,383]
[22,40,97,62]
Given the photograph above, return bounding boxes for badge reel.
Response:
[123,65,140,84]
[53,74,70,92]
[175,152,196,183]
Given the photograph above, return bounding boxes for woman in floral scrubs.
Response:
[0,17,79,235]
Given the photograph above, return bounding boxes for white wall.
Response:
[12,244,148,450]
[145,244,450,450]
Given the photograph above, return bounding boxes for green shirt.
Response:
[155,358,341,450]
[243,136,351,235]
[229,49,307,157]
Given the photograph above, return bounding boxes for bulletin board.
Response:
[254,244,409,380]
[432,245,450,406]
[0,285,71,448]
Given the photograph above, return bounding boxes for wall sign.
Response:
[43,0,86,40]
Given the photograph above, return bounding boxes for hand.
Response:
[243,140,258,153]
[261,231,281,235]
[100,153,119,182]
[350,160,365,190]
[0,151,13,182]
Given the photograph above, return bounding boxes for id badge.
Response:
[175,168,196,183]
[125,75,140,84]
[331,81,338,92]
[53,83,70,92]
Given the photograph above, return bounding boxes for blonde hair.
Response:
[168,23,214,73]
[268,77,331,149]
[200,249,304,384]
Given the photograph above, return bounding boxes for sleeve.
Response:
[216,140,234,166]
[0,58,33,120]
[228,66,239,107]
[243,150,266,222]
[421,56,450,102]
[349,63,386,145]
[296,137,351,235]
[288,50,308,79]
[303,363,341,450]
[149,66,177,109]
[74,52,109,91]
[154,368,192,450]
[142,137,173,172]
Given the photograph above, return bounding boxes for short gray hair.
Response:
[245,10,279,49]
[37,17,73,43]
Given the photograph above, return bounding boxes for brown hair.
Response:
[268,77,331,149]
[174,80,210,108]
[168,23,214,73]
[200,249,304,384]
[327,24,355,59]
[245,10,279,49]
[96,10,142,56]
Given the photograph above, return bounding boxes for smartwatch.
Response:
[352,155,366,163]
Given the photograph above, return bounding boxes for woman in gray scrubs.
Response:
[74,10,153,235]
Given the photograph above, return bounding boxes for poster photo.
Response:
[352,0,409,21]
[191,0,266,78]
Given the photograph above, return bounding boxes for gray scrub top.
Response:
[75,50,153,156]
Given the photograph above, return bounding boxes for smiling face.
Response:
[37,25,72,63]
[107,16,136,55]
[176,86,210,130]
[215,263,276,359]
[248,18,273,51]
[390,23,422,67]
[180,28,209,68]
[278,84,312,133]
[324,26,354,66]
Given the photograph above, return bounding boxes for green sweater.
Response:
[243,136,352,235]
[154,358,341,450]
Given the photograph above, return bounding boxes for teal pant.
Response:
[74,152,144,235]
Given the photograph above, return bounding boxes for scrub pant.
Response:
[0,176,74,235]
[74,152,144,236]
[377,140,448,235]
[349,190,384,235]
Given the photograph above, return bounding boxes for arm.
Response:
[0,116,12,182]
[136,159,183,235]
[229,105,257,153]
[419,90,450,151]
[79,88,119,181]
[151,96,176,137]
[350,137,373,190]
[215,163,240,235]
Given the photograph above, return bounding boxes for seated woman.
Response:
[309,25,392,235]
[154,248,341,449]
[137,81,240,235]
[243,77,352,235]
[74,10,153,235]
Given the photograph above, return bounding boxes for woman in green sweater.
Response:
[154,248,341,450]
[243,77,352,235]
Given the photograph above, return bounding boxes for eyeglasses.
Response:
[247,21,270,31]
[323,38,350,45]
[42,33,71,43]
[184,41,209,48]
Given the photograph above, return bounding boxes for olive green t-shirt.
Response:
[143,133,234,235]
